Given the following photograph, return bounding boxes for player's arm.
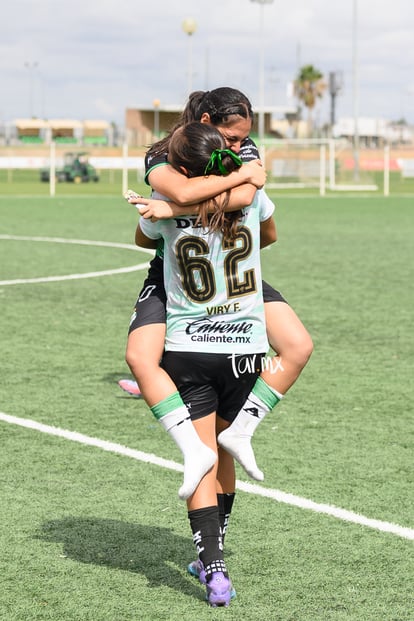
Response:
[127,184,259,220]
[147,160,265,205]
[135,226,158,249]
[260,215,277,249]
[202,184,258,212]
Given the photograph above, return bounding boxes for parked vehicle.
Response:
[40,152,99,182]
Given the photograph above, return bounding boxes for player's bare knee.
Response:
[283,333,313,370]
[125,347,140,372]
[295,334,314,368]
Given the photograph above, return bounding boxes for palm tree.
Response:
[294,64,327,136]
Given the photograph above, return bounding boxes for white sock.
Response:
[159,409,216,500]
[217,395,267,481]
[218,381,283,481]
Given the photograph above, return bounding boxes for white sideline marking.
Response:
[236,481,414,540]
[0,412,183,473]
[0,234,145,251]
[1,411,413,541]
[0,263,150,285]
[0,235,154,285]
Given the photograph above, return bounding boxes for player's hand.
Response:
[124,189,143,202]
[138,199,174,222]
[243,160,266,189]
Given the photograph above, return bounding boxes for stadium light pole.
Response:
[24,61,38,118]
[182,18,197,95]
[153,98,160,137]
[250,0,274,148]
[352,0,360,181]
[329,71,343,136]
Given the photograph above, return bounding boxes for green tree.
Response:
[294,64,327,135]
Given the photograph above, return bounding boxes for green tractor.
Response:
[40,152,99,183]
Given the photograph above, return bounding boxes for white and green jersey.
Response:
[140,189,274,354]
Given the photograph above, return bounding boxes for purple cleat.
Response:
[187,560,236,601]
[187,559,207,583]
[206,572,232,608]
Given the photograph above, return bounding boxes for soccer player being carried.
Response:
[133,120,276,606]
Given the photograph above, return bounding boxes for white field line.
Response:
[0,263,151,285]
[2,234,413,541]
[1,411,413,541]
[0,235,154,285]
[0,234,144,251]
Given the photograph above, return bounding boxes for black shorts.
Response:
[161,351,266,422]
[128,255,167,333]
[262,280,288,304]
[128,261,288,333]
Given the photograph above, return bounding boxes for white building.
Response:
[333,117,413,146]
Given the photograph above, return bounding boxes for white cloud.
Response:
[1,0,413,125]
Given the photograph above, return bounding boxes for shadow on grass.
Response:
[101,371,132,385]
[35,517,203,600]
[101,372,142,399]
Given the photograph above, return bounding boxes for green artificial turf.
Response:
[0,194,413,620]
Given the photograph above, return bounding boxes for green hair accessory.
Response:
[204,149,243,175]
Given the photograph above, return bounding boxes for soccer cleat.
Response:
[187,559,207,584]
[206,572,232,607]
[187,560,236,600]
[118,379,141,398]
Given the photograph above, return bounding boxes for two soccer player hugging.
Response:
[123,87,313,607]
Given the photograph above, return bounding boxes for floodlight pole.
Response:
[250,0,274,149]
[182,18,197,95]
[50,141,56,197]
[352,0,360,181]
[153,99,160,137]
[329,72,342,129]
[24,61,38,118]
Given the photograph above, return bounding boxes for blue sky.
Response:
[1,0,414,126]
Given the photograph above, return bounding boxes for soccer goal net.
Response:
[263,139,382,193]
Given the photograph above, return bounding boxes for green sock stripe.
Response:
[252,376,280,410]
[150,391,184,420]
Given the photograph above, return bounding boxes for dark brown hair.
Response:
[148,87,254,160]
[168,122,243,240]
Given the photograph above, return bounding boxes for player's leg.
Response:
[187,412,232,607]
[188,416,237,600]
[185,353,259,604]
[264,297,314,395]
[215,359,260,534]
[215,416,236,544]
[126,323,175,404]
[124,256,171,402]
[125,280,215,500]
[188,413,236,596]
[218,288,313,481]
